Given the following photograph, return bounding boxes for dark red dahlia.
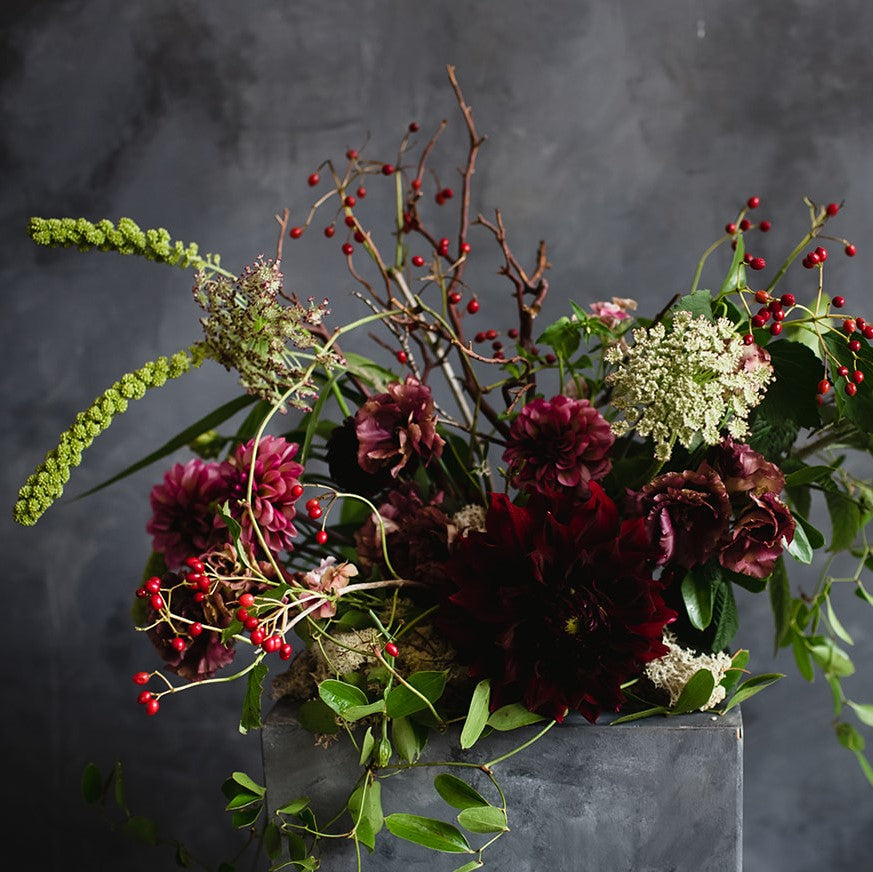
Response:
[146,459,229,570]
[354,376,445,477]
[437,487,675,722]
[502,395,614,499]
[635,467,731,569]
[219,435,304,554]
[720,491,796,578]
[705,437,785,497]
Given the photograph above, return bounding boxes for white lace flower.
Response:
[604,310,772,460]
[644,630,733,711]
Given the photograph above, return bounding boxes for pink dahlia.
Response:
[503,395,614,499]
[355,376,445,477]
[146,459,228,570]
[220,435,304,554]
[437,486,675,723]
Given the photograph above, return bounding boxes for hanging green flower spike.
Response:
[13,347,205,526]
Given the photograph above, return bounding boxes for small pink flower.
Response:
[299,558,359,618]
[589,297,637,329]
[503,395,614,499]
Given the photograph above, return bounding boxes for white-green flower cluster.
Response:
[645,630,733,711]
[604,310,772,460]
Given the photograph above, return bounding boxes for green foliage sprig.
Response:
[13,347,203,526]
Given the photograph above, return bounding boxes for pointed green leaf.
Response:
[343,699,386,722]
[854,750,873,787]
[263,821,282,860]
[297,698,339,735]
[434,774,489,811]
[452,862,484,872]
[384,814,473,854]
[349,780,383,852]
[392,716,427,764]
[848,701,873,727]
[124,815,159,845]
[768,557,792,653]
[825,486,863,553]
[457,805,508,834]
[276,797,311,816]
[230,771,265,796]
[787,519,814,564]
[681,566,717,631]
[81,763,103,804]
[721,673,784,712]
[225,790,261,811]
[809,637,855,677]
[836,721,866,752]
[385,671,447,719]
[319,679,369,716]
[826,598,854,646]
[486,703,546,731]
[671,669,715,714]
[240,663,267,734]
[359,727,375,767]
[719,234,745,294]
[720,649,751,694]
[792,633,814,682]
[610,705,669,724]
[711,581,739,651]
[113,759,128,814]
[460,680,491,750]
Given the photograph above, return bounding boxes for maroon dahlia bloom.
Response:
[219,435,304,553]
[503,395,614,499]
[706,437,785,497]
[354,376,445,477]
[636,467,732,569]
[147,459,229,570]
[720,492,796,578]
[438,487,675,722]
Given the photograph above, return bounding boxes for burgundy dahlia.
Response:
[503,395,614,499]
[219,435,304,554]
[706,437,784,497]
[720,491,796,578]
[354,376,445,477]
[146,458,229,570]
[437,487,675,722]
[635,467,731,569]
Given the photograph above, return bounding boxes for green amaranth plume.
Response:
[27,216,223,272]
[13,347,207,526]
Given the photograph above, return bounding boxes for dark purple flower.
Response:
[720,492,796,578]
[219,435,304,554]
[355,377,445,477]
[635,467,732,569]
[706,437,784,497]
[146,459,229,570]
[503,395,614,499]
[437,486,675,723]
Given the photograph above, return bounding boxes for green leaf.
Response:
[81,763,103,804]
[359,727,376,767]
[225,791,262,811]
[392,716,427,764]
[456,805,508,834]
[434,774,489,811]
[792,633,815,682]
[768,557,792,653]
[486,703,546,731]
[75,393,256,498]
[794,513,826,551]
[609,705,669,724]
[848,701,873,727]
[758,340,823,429]
[349,780,383,852]
[671,669,716,714]
[826,598,854,646]
[385,671,447,719]
[342,351,397,392]
[720,649,751,694]
[824,486,864,553]
[229,771,265,796]
[263,821,282,860]
[854,750,873,787]
[343,700,387,722]
[836,721,866,752]
[231,803,262,829]
[124,815,159,845]
[787,519,814,564]
[676,289,716,321]
[319,679,369,716]
[452,863,484,872]
[784,465,835,487]
[711,581,739,652]
[297,698,339,735]
[460,680,491,750]
[721,673,784,712]
[809,637,855,677]
[384,814,473,854]
[681,566,717,631]
[719,234,745,294]
[276,797,311,816]
[113,760,128,814]
[537,316,581,360]
[239,663,267,734]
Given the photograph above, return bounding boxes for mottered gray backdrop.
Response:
[2,1,872,869]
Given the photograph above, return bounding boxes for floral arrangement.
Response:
[13,68,873,869]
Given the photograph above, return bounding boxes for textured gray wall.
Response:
[2,1,872,869]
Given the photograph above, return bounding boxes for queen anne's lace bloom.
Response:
[605,311,772,461]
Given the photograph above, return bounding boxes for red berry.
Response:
[780,293,796,307]
[846,244,857,257]
[396,350,408,364]
[144,576,162,595]
[356,186,367,198]
[381,163,395,175]
[725,222,737,234]
[754,290,770,304]
[772,309,785,322]
[759,220,772,232]
[770,322,783,336]
[197,577,210,592]
[186,572,204,589]
[289,227,304,239]
[409,121,420,132]
[189,622,203,637]
[485,329,498,340]
[290,483,304,500]
[239,593,255,608]
[171,637,186,652]
[739,219,751,231]
[145,698,160,716]
[864,326,873,339]
[743,334,754,345]
[137,690,153,705]
[466,299,480,314]
[236,607,249,622]
[411,255,425,267]
[747,196,761,209]
[846,382,858,396]
[342,242,354,256]
[837,366,850,377]
[354,230,366,243]
[244,617,259,631]
[857,318,867,330]
[346,148,358,160]
[384,642,399,658]
[545,353,558,364]
[492,341,503,352]
[441,187,454,200]
[818,379,831,395]
[767,300,782,313]
[826,202,841,216]
[307,172,320,187]
[149,593,165,612]
[853,370,865,384]
[344,195,356,208]
[185,558,204,572]
[194,592,205,603]
[806,251,820,265]
[749,257,766,271]
[844,319,857,334]
[305,497,319,510]
[447,291,462,305]
[344,215,356,228]
[757,307,771,321]
[324,224,336,238]
[280,643,294,661]
[507,328,519,339]
[411,177,422,191]
[815,246,828,262]
[751,315,766,329]
[133,671,150,686]
[832,295,846,308]
[438,237,450,254]
[315,530,329,546]
[250,628,266,645]
[308,506,323,520]
[849,339,862,352]
[460,242,472,254]
[474,331,486,343]
[263,635,282,653]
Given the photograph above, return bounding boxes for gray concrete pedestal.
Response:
[262,699,743,872]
